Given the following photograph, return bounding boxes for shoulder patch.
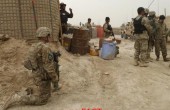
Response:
[48,52,54,61]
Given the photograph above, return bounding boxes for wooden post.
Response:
[58,0,63,45]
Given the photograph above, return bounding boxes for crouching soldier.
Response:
[2,27,61,110]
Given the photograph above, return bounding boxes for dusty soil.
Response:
[0,37,170,110]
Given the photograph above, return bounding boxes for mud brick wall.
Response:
[0,0,60,41]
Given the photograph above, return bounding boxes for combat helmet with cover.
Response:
[36,27,51,38]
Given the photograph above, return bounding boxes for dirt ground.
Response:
[0,37,170,110]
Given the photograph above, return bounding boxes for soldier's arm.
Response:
[166,29,170,37]
[164,24,168,35]
[141,17,152,34]
[42,47,58,83]
[103,24,110,32]
[44,62,58,83]
[154,22,159,31]
[67,10,73,18]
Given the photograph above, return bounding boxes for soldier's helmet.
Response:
[144,8,149,14]
[36,27,51,38]
[60,2,66,7]
[149,11,156,16]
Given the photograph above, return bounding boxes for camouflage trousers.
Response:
[155,39,167,57]
[147,36,155,58]
[21,80,51,105]
[134,39,148,62]
[148,37,155,51]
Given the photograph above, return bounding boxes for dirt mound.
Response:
[0,38,94,107]
[0,38,31,105]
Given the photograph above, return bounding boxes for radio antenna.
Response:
[148,0,156,8]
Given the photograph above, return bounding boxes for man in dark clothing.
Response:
[60,3,73,34]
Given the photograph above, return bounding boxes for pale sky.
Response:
[60,0,170,27]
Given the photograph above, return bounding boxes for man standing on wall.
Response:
[60,2,73,34]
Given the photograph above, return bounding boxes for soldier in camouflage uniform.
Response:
[155,15,169,62]
[133,7,152,67]
[2,27,61,110]
[85,18,92,39]
[85,18,92,29]
[148,11,157,52]
[103,17,114,38]
[144,8,154,62]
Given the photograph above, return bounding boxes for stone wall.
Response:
[0,0,60,41]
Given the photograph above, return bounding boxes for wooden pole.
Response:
[58,0,63,45]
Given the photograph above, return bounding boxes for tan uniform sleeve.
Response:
[103,23,110,32]
[42,46,58,83]
[155,22,159,30]
[141,17,152,34]
[164,24,168,35]
[166,29,170,37]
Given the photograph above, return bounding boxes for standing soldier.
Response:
[133,7,152,67]
[85,18,92,29]
[85,18,92,39]
[155,15,169,62]
[60,3,73,34]
[144,8,154,62]
[148,11,157,52]
[2,27,61,110]
[103,17,114,38]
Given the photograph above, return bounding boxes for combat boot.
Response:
[134,60,139,66]
[163,56,170,62]
[148,56,153,62]
[2,93,21,110]
[145,60,150,63]
[140,62,148,67]
[156,56,159,61]
[146,57,153,63]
